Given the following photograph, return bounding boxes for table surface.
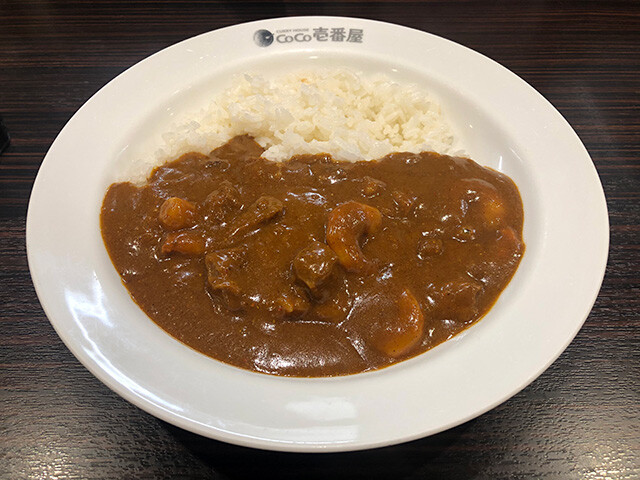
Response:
[2,1,639,478]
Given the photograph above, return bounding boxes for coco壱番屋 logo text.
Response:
[253,27,364,47]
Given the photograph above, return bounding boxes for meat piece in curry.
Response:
[101,135,524,377]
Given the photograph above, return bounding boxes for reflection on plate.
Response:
[26,17,608,452]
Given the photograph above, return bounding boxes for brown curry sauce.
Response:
[101,135,524,376]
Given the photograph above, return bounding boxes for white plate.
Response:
[26,17,609,452]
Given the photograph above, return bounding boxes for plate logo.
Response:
[254,29,274,47]
[253,27,364,47]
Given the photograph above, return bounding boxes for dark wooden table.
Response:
[2,1,638,478]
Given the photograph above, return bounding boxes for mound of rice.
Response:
[155,68,458,167]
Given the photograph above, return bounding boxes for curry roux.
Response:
[101,135,524,376]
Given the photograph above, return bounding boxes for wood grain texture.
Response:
[1,0,638,478]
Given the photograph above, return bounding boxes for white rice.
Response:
[146,68,459,177]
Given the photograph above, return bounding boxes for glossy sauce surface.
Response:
[101,135,524,376]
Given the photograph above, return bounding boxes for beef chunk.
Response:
[293,241,338,290]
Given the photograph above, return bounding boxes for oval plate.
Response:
[26,17,609,452]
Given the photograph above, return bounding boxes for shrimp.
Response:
[372,288,425,358]
[458,179,506,228]
[158,197,198,230]
[326,201,382,273]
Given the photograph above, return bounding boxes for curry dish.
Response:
[101,135,524,376]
